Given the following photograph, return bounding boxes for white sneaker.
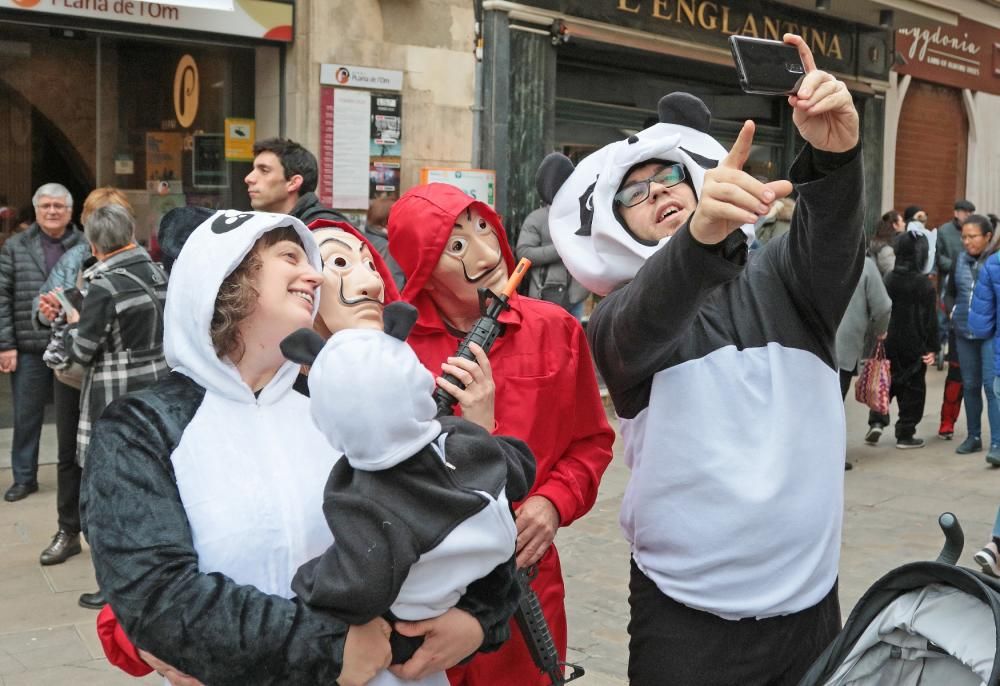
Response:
[974,542,1000,577]
[865,425,883,445]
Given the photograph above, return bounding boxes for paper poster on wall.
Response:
[329,88,372,209]
[225,118,256,161]
[420,168,496,208]
[146,131,183,182]
[370,93,401,157]
[370,158,401,199]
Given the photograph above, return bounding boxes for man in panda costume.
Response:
[280,305,535,686]
[537,36,864,684]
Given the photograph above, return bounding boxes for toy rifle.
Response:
[433,257,585,685]
[433,256,531,416]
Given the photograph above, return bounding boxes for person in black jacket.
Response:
[245,137,353,225]
[884,230,940,449]
[0,183,85,502]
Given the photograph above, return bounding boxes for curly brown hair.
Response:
[210,226,303,361]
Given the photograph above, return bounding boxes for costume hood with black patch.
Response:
[536,92,753,296]
[163,210,321,404]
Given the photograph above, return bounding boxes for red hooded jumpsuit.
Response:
[388,184,615,686]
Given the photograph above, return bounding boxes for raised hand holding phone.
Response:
[783,33,859,153]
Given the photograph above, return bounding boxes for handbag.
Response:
[43,313,85,389]
[855,338,891,415]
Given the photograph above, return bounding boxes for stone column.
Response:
[481,10,556,241]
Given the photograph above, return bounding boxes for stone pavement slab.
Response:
[0,365,997,685]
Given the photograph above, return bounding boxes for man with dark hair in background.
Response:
[938,199,977,279]
[245,137,352,225]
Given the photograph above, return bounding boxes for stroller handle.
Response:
[935,512,964,565]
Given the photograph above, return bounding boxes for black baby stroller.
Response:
[798,513,1000,686]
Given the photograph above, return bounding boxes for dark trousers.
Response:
[890,364,927,440]
[839,368,852,400]
[9,352,52,486]
[627,559,840,686]
[53,379,81,533]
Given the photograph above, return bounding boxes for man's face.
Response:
[313,228,384,334]
[34,195,71,236]
[616,161,697,242]
[245,152,300,213]
[956,209,972,224]
[915,210,928,224]
[426,208,509,323]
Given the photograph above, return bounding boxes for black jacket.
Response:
[884,233,938,374]
[0,224,84,353]
[291,192,354,227]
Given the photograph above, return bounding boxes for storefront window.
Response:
[0,22,255,247]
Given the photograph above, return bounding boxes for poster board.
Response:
[419,168,496,208]
[145,131,183,183]
[225,118,256,162]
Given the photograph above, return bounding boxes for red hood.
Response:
[388,184,515,315]
[307,219,400,304]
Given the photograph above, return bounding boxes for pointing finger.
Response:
[721,120,755,170]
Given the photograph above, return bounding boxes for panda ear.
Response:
[536,153,575,205]
[383,301,418,341]
[657,93,712,134]
[280,328,326,366]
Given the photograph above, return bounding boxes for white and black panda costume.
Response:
[282,318,534,686]
[538,93,865,679]
[81,212,519,686]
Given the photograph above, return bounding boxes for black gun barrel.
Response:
[514,568,585,685]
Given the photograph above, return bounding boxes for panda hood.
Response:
[164,210,322,404]
[538,92,753,296]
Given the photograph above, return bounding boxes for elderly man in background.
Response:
[0,183,84,502]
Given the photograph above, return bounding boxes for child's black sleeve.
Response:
[291,474,422,624]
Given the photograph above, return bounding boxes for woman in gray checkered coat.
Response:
[58,204,169,464]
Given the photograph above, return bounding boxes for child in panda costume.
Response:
[536,37,864,685]
[281,308,535,686]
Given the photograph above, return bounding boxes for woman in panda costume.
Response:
[537,36,864,685]
[81,212,519,685]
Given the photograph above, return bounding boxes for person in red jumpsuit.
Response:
[386,183,615,686]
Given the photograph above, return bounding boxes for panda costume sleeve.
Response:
[80,210,353,685]
[283,322,535,664]
[539,93,865,621]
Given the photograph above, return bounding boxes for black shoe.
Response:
[78,591,106,610]
[39,530,81,566]
[4,482,38,502]
[896,437,926,450]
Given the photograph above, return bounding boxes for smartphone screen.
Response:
[53,290,77,318]
[729,36,805,96]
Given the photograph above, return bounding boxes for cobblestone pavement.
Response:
[1,366,998,684]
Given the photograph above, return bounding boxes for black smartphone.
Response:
[729,36,805,96]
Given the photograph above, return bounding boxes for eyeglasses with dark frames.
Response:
[614,164,686,208]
